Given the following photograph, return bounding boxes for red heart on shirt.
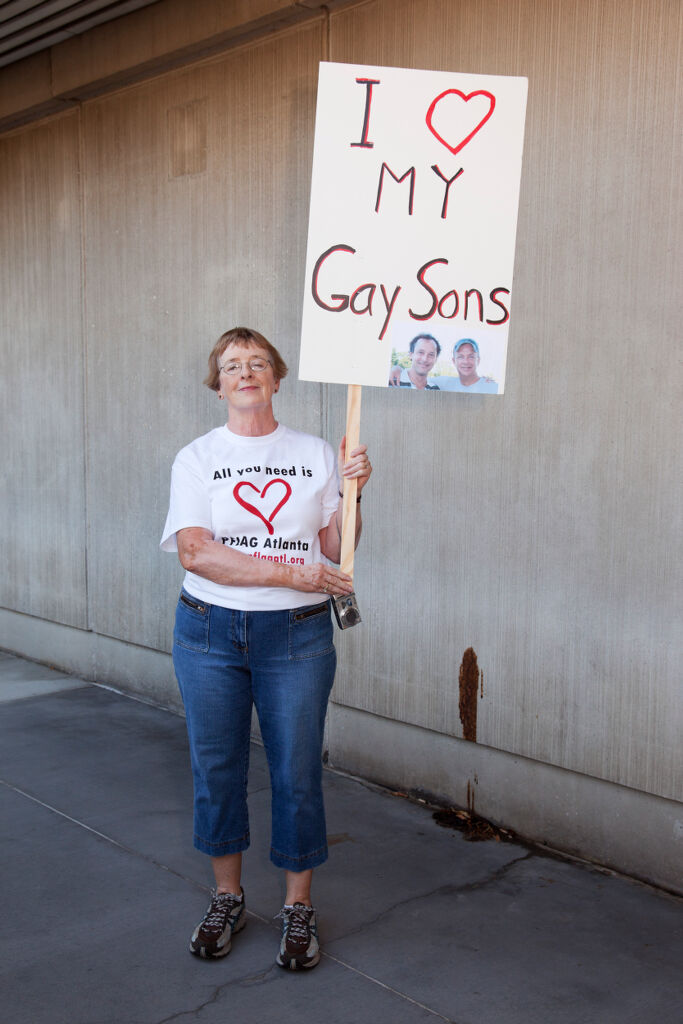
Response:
[233,479,292,536]
[425,89,496,156]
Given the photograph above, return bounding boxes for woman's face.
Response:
[217,341,279,412]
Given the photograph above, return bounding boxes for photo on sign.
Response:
[299,62,528,392]
[387,322,504,394]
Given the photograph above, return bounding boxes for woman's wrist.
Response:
[338,490,362,503]
[281,562,301,589]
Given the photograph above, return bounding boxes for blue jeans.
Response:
[172,590,336,871]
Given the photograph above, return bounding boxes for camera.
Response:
[332,592,362,630]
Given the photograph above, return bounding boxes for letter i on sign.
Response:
[350,79,380,148]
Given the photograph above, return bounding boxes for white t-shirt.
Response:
[430,375,499,393]
[160,423,339,610]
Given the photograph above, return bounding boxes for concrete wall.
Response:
[1,0,681,892]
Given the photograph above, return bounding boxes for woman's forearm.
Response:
[178,527,296,588]
[177,527,353,595]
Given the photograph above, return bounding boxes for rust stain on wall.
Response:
[459,647,480,742]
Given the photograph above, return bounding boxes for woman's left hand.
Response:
[338,436,372,495]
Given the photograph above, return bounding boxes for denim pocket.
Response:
[288,602,334,661]
[174,590,210,653]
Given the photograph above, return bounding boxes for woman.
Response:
[160,327,371,970]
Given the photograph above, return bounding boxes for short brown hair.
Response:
[204,327,289,391]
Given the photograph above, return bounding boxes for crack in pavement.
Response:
[326,850,535,946]
[153,965,279,1024]
[2,776,520,1024]
[153,955,460,1024]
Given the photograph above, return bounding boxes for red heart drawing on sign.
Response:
[425,89,496,157]
[234,479,292,535]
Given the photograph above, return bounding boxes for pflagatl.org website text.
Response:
[251,551,305,565]
[221,535,308,566]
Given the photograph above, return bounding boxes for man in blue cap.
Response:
[431,339,498,393]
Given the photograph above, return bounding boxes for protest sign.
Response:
[299,62,528,394]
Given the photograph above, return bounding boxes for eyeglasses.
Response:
[219,357,272,376]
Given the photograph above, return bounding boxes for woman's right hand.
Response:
[293,562,354,596]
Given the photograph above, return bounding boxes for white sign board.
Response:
[299,62,528,394]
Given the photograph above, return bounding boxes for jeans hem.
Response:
[193,833,250,857]
[269,844,328,871]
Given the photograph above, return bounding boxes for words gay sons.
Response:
[299,62,528,392]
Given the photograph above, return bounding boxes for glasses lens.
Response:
[220,358,270,375]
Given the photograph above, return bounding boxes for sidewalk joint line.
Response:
[321,950,459,1022]
[0,778,207,893]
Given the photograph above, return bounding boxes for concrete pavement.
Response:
[1,650,681,1024]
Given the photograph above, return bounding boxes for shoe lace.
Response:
[204,890,241,928]
[276,904,313,942]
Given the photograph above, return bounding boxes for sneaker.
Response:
[190,888,246,959]
[275,902,320,970]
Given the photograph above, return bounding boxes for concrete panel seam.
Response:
[77,104,91,632]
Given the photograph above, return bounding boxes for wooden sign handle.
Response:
[340,384,362,579]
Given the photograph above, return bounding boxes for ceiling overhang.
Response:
[0,0,163,69]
